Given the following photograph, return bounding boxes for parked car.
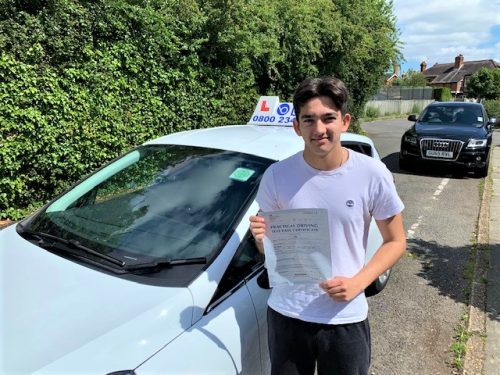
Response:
[399,101,497,177]
[1,96,389,375]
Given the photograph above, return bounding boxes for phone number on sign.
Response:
[251,115,294,124]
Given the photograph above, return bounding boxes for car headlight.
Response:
[403,134,417,145]
[466,139,487,149]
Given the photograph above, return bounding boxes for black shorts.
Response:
[267,307,371,375]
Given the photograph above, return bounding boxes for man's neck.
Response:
[303,147,347,171]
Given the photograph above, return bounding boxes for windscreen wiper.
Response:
[19,228,126,267]
[20,227,207,274]
[122,257,207,272]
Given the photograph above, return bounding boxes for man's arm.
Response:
[320,213,406,301]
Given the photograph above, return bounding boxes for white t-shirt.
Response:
[256,148,404,324]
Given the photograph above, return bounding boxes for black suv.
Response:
[399,102,498,177]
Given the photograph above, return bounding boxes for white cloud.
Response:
[393,0,500,69]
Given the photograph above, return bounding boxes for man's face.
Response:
[293,96,350,159]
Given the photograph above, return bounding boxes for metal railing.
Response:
[372,87,434,100]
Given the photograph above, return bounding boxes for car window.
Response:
[208,231,265,310]
[342,142,373,156]
[420,107,452,123]
[24,145,274,267]
[420,105,483,126]
[453,108,483,125]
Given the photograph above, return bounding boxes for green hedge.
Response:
[433,87,453,101]
[0,53,258,219]
[364,106,381,118]
[0,0,401,220]
[483,99,500,117]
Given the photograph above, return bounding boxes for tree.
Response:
[467,67,500,100]
[0,0,402,218]
[320,0,402,131]
[393,69,427,87]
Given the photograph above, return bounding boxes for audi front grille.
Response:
[420,138,464,160]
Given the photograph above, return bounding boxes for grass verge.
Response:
[451,313,472,370]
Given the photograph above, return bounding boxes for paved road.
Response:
[362,119,499,375]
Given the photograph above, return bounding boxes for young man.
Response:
[249,76,406,375]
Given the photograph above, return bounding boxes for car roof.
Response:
[145,124,375,161]
[427,101,483,109]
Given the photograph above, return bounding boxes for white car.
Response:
[0,97,388,374]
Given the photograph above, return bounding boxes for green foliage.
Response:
[483,99,500,117]
[467,67,500,100]
[433,87,453,101]
[364,106,381,118]
[322,0,401,132]
[450,313,472,371]
[393,69,427,87]
[410,103,423,114]
[0,0,402,219]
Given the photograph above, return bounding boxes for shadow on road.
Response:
[382,152,482,179]
[407,237,499,323]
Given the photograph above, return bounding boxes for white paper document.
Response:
[260,208,331,286]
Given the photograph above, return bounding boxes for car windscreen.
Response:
[419,106,484,126]
[23,145,273,270]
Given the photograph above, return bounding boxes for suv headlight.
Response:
[466,139,487,149]
[403,134,417,145]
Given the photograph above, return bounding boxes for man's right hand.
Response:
[249,215,266,252]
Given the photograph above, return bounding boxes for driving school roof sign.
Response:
[247,96,295,126]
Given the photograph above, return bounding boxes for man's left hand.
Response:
[319,276,363,302]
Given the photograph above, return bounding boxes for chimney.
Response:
[393,63,400,77]
[420,61,427,72]
[455,54,464,69]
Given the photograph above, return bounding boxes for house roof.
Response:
[384,72,398,83]
[424,59,500,84]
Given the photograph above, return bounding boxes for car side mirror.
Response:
[408,114,418,122]
[488,117,498,126]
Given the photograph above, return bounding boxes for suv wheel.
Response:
[475,163,488,178]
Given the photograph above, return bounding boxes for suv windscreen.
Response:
[22,145,273,269]
[420,106,483,126]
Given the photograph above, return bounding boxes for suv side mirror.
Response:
[408,114,418,122]
[488,117,498,126]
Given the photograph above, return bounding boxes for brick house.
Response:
[384,63,402,85]
[420,54,500,97]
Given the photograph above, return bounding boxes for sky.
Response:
[392,0,500,73]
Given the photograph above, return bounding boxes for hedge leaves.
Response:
[0,0,400,219]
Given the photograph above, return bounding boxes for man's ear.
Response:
[342,113,351,132]
[293,119,302,136]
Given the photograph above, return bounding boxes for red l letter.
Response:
[260,100,270,112]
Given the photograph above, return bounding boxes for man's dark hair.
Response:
[293,76,349,117]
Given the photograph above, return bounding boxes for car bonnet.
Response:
[415,122,487,140]
[0,225,194,374]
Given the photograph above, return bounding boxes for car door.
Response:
[136,233,268,374]
[204,231,270,374]
[228,232,271,374]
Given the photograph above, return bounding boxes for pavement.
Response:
[484,144,500,375]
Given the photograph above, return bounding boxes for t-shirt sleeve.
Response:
[256,164,280,212]
[370,164,405,220]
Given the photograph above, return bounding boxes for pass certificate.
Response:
[260,208,331,286]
